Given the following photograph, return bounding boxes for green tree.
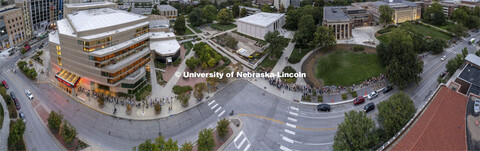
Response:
[311,26,336,48]
[428,38,447,54]
[376,29,423,89]
[333,111,378,150]
[62,121,77,145]
[287,4,294,13]
[217,118,230,138]
[377,92,416,138]
[207,57,216,67]
[451,8,469,25]
[185,57,199,70]
[294,15,316,47]
[138,136,179,151]
[20,48,26,55]
[151,4,160,14]
[127,7,132,12]
[423,3,446,25]
[240,8,247,17]
[379,5,394,26]
[232,3,240,17]
[203,5,217,23]
[446,57,460,74]
[279,3,285,13]
[180,141,193,151]
[446,23,468,37]
[314,0,325,7]
[261,5,271,12]
[197,128,215,151]
[474,6,480,17]
[217,8,233,24]
[264,30,287,58]
[47,111,63,133]
[8,120,26,150]
[189,8,204,27]
[174,15,186,35]
[284,5,321,30]
[300,0,313,7]
[462,47,469,58]
[466,16,480,29]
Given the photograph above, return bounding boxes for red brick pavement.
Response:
[393,86,468,150]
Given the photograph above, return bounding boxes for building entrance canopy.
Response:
[55,69,81,88]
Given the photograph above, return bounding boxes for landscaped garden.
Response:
[188,24,203,33]
[377,23,452,43]
[315,50,384,86]
[288,47,312,64]
[210,23,237,31]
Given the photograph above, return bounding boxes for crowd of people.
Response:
[263,74,387,96]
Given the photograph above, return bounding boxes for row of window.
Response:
[94,45,147,68]
[80,27,149,52]
[90,39,149,62]
[106,56,151,84]
[121,76,146,89]
[101,54,150,78]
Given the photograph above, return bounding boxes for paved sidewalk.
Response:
[271,42,295,74]
[0,97,10,151]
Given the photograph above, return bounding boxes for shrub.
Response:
[341,93,348,100]
[154,103,161,115]
[350,90,358,98]
[178,93,190,107]
[47,111,63,133]
[173,58,182,67]
[317,95,323,102]
[97,97,105,108]
[217,118,230,138]
[302,95,311,102]
[353,45,365,52]
[172,85,193,94]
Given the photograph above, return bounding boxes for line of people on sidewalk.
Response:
[262,74,387,96]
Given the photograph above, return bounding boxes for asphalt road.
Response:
[2,31,480,151]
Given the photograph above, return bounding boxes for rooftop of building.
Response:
[49,30,60,44]
[459,63,480,86]
[157,5,177,11]
[64,1,116,8]
[392,86,467,150]
[238,6,260,11]
[130,7,152,15]
[236,12,285,27]
[466,54,480,66]
[67,8,147,32]
[372,0,418,8]
[0,5,19,14]
[323,6,351,22]
[150,32,175,39]
[150,33,180,56]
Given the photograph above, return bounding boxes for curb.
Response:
[42,76,237,121]
[29,101,68,151]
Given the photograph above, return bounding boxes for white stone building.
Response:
[236,12,285,40]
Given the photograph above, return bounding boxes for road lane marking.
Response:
[303,142,334,146]
[233,131,244,143]
[243,144,251,151]
[287,117,297,122]
[237,114,285,124]
[211,103,218,110]
[282,136,294,143]
[218,110,225,117]
[238,137,248,148]
[286,123,296,128]
[284,129,295,135]
[238,114,338,131]
[208,100,215,106]
[290,106,299,111]
[214,106,222,113]
[280,145,293,151]
[288,111,298,116]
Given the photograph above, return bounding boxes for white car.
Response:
[441,55,446,61]
[25,90,33,100]
[367,91,378,100]
[474,99,480,115]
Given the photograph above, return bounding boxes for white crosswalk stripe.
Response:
[211,103,218,109]
[233,131,251,151]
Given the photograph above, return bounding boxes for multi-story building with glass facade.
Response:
[49,7,151,95]
[0,5,29,49]
[15,0,63,35]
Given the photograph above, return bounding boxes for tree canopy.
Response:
[217,8,233,24]
[423,3,446,25]
[377,92,416,138]
[376,29,423,89]
[264,30,288,58]
[232,3,240,17]
[137,136,179,151]
[379,5,394,25]
[197,128,215,151]
[446,23,468,37]
[294,14,316,47]
[194,42,222,68]
[427,38,447,54]
[311,26,336,48]
[47,111,63,133]
[240,7,247,17]
[203,5,217,23]
[189,8,204,27]
[174,15,186,35]
[333,111,378,150]
[284,5,322,30]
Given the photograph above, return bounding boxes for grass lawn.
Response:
[288,47,312,64]
[0,102,3,129]
[187,24,203,33]
[408,24,452,41]
[259,57,278,69]
[210,23,237,31]
[315,50,384,86]
[281,66,297,84]
[439,21,455,30]
[183,41,194,55]
[377,33,390,43]
[185,27,194,35]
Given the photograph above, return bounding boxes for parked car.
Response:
[383,85,393,94]
[353,96,365,105]
[441,55,446,61]
[364,102,375,113]
[25,90,33,100]
[2,80,8,89]
[367,91,378,100]
[474,99,480,115]
[317,104,331,112]
[10,92,15,99]
[14,98,20,110]
[19,112,26,123]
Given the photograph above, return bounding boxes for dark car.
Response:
[317,104,331,112]
[2,80,8,89]
[383,85,393,94]
[353,96,365,105]
[14,98,20,110]
[364,102,375,113]
[10,92,15,99]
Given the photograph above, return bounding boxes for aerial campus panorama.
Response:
[0,0,480,150]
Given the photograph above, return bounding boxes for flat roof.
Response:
[49,30,60,44]
[372,0,418,8]
[237,12,285,27]
[57,19,76,37]
[323,6,350,22]
[150,32,175,39]
[81,21,149,39]
[459,64,480,88]
[130,8,152,15]
[151,39,180,56]
[465,54,480,67]
[392,86,467,150]
[67,8,147,32]
[64,2,116,8]
[157,5,177,11]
